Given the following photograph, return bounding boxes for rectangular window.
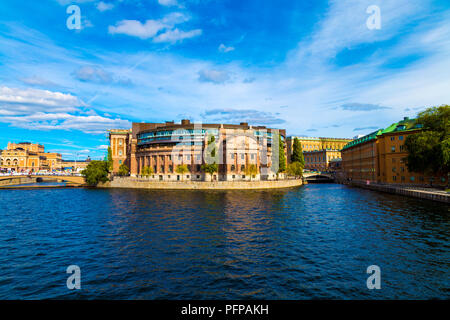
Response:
[399,136,404,140]
[391,146,396,152]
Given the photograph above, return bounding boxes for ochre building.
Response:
[109,120,287,181]
[286,136,353,171]
[0,142,62,172]
[341,117,448,186]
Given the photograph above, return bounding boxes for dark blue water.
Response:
[0,184,448,299]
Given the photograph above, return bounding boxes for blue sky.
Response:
[1,0,450,159]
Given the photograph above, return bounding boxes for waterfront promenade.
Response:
[340,180,450,204]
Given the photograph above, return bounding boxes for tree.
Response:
[291,137,305,167]
[201,163,218,180]
[81,160,109,186]
[244,164,258,180]
[176,164,189,181]
[405,105,450,183]
[287,161,303,178]
[277,134,287,173]
[106,147,113,172]
[118,163,129,176]
[142,166,154,177]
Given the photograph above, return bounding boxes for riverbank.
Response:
[98,176,303,190]
[339,180,450,204]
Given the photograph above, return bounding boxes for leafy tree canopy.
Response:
[405,105,450,175]
[118,163,129,176]
[291,137,305,166]
[277,134,287,173]
[81,160,109,186]
[176,164,189,174]
[201,163,218,175]
[287,161,303,177]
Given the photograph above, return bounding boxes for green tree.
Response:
[405,105,450,182]
[81,160,109,186]
[205,134,218,164]
[291,137,305,167]
[118,163,129,176]
[142,166,154,177]
[277,134,287,173]
[244,164,258,180]
[176,164,189,181]
[106,147,113,172]
[201,163,218,180]
[287,161,303,178]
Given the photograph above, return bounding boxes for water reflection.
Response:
[0,184,448,299]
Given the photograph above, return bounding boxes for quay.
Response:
[339,180,450,204]
[99,176,303,190]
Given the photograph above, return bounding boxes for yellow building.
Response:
[286,136,353,171]
[287,136,353,154]
[0,142,62,172]
[108,129,132,173]
[303,149,343,171]
[341,117,448,186]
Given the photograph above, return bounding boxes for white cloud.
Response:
[108,12,198,42]
[96,1,114,11]
[108,19,166,39]
[72,66,113,83]
[153,28,202,43]
[20,76,58,87]
[198,69,230,84]
[0,86,130,134]
[218,44,235,53]
[158,0,179,7]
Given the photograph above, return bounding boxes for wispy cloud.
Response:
[96,1,115,12]
[198,69,230,84]
[218,44,235,53]
[202,108,285,125]
[0,86,130,133]
[353,126,379,131]
[153,28,202,43]
[108,12,200,43]
[340,103,391,111]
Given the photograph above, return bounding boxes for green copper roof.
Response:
[342,117,422,151]
[342,129,382,150]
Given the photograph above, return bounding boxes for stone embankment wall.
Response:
[99,177,303,190]
[0,177,35,187]
[338,180,449,204]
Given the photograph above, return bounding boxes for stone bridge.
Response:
[302,172,335,182]
[0,175,85,187]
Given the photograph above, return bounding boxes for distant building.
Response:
[341,117,447,186]
[61,156,91,172]
[286,136,353,171]
[109,120,287,181]
[0,142,62,172]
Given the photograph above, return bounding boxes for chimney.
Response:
[181,119,191,125]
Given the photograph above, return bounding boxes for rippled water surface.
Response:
[0,184,448,299]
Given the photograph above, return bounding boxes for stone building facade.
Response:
[109,120,287,181]
[0,142,62,172]
[341,117,448,186]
